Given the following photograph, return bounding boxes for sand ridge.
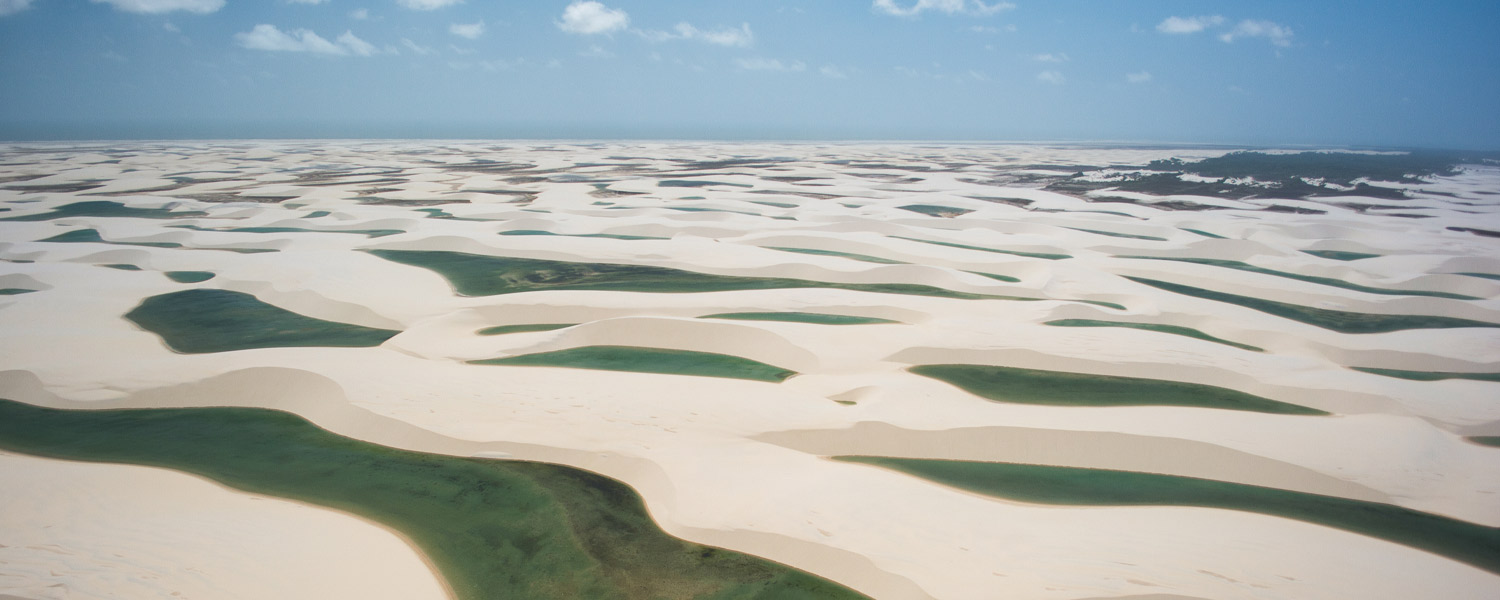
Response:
[2,141,1498,599]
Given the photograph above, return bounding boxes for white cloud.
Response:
[641,22,753,47]
[641,22,754,47]
[873,0,1015,17]
[820,65,848,79]
[558,1,628,35]
[1032,52,1068,63]
[91,0,224,14]
[1156,15,1224,34]
[969,25,1013,34]
[400,38,435,55]
[579,44,614,59]
[479,58,525,72]
[236,24,383,57]
[286,0,329,4]
[350,9,369,20]
[1126,71,1152,84]
[337,30,378,56]
[1220,19,1293,47]
[737,57,805,72]
[0,0,33,16]
[397,0,462,10]
[1037,70,1065,85]
[449,20,485,39]
[163,22,180,32]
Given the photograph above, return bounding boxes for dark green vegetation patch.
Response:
[472,345,797,383]
[367,249,1007,301]
[1350,367,1500,383]
[0,288,38,295]
[1044,319,1263,352]
[0,400,867,600]
[1119,255,1478,300]
[476,323,576,336]
[700,312,899,325]
[834,456,1500,575]
[1152,151,1465,186]
[0,200,207,222]
[909,364,1324,415]
[1469,437,1500,448]
[1046,151,1486,201]
[165,271,216,283]
[124,289,399,353]
[1125,276,1500,334]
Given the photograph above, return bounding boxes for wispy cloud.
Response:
[639,22,754,47]
[337,31,378,56]
[820,64,849,79]
[236,24,379,57]
[449,20,485,39]
[969,24,1016,34]
[350,8,369,20]
[91,0,224,14]
[479,58,526,72]
[400,38,435,56]
[286,0,328,5]
[737,57,806,72]
[0,0,33,16]
[1126,71,1152,84]
[873,0,1015,17]
[558,1,629,35]
[579,44,614,59]
[1220,19,1293,47]
[397,0,462,10]
[1032,52,1069,63]
[1037,70,1065,85]
[1156,15,1224,34]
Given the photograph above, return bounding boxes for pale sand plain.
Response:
[0,141,1498,599]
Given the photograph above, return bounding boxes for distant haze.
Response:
[0,1,1496,150]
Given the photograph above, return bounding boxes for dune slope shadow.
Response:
[836,456,1500,575]
[0,400,867,600]
[367,249,1003,300]
[910,364,1326,415]
[125,289,399,353]
[471,345,798,383]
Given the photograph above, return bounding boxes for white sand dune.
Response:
[0,451,449,600]
[2,141,1498,600]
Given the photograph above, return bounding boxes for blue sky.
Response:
[1,1,1496,149]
